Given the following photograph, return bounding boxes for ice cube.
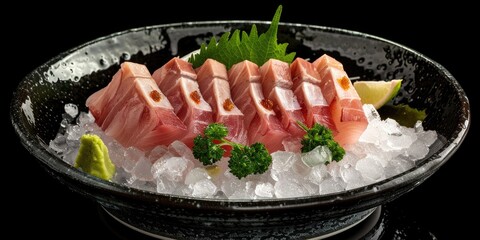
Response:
[151,156,192,182]
[173,184,193,196]
[381,119,417,150]
[66,125,85,147]
[327,162,341,179]
[384,158,414,178]
[185,167,210,185]
[156,176,178,194]
[363,104,381,122]
[220,171,256,199]
[403,140,429,160]
[63,147,79,165]
[302,181,319,196]
[319,178,345,195]
[274,175,307,198]
[64,103,78,118]
[337,151,360,167]
[148,145,169,163]
[345,179,367,190]
[254,182,274,198]
[307,164,329,185]
[126,176,156,192]
[112,167,129,183]
[355,155,385,182]
[414,121,424,131]
[132,180,156,192]
[271,151,297,181]
[245,181,256,193]
[418,130,438,147]
[49,133,67,153]
[339,163,363,184]
[282,137,302,153]
[293,154,311,176]
[169,140,195,161]
[206,158,229,184]
[108,141,126,168]
[359,119,386,145]
[77,111,95,125]
[301,145,332,167]
[132,156,154,181]
[221,172,246,198]
[123,147,144,172]
[383,118,402,135]
[350,142,398,162]
[191,179,217,198]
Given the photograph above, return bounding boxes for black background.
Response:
[5,1,476,239]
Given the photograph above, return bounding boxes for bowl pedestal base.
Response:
[101,205,380,239]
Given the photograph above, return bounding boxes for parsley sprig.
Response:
[298,122,345,162]
[192,123,272,179]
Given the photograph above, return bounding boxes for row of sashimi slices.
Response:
[86,54,368,153]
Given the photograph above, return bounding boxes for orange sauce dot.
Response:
[149,90,161,102]
[190,91,201,104]
[260,99,274,110]
[338,76,350,90]
[223,98,235,111]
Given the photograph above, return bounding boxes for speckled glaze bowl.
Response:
[10,21,470,239]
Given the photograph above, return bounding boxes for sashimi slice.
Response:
[330,98,367,148]
[195,59,247,144]
[152,57,214,147]
[86,62,187,151]
[86,71,120,127]
[312,54,368,147]
[290,58,337,133]
[228,60,289,152]
[259,59,305,138]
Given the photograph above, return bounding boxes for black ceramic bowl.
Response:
[10,21,470,239]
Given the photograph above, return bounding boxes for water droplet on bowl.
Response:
[377,64,387,70]
[121,52,131,61]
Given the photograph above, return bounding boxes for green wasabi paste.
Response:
[74,134,115,180]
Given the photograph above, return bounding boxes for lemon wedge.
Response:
[353,79,402,109]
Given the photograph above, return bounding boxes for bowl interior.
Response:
[11,21,470,214]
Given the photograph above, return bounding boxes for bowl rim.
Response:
[10,20,471,212]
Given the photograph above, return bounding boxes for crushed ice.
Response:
[49,104,438,199]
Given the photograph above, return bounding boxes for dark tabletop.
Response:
[5,2,476,239]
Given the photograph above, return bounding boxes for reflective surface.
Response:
[7,3,475,239]
[100,204,443,240]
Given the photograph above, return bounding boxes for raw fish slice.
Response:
[293,82,338,132]
[196,59,247,144]
[312,54,368,147]
[86,62,187,151]
[290,58,337,132]
[133,78,191,150]
[91,63,151,137]
[152,57,214,147]
[228,60,289,152]
[86,71,121,126]
[228,61,260,128]
[259,59,305,138]
[312,54,348,104]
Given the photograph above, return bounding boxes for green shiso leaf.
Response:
[188,5,296,69]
